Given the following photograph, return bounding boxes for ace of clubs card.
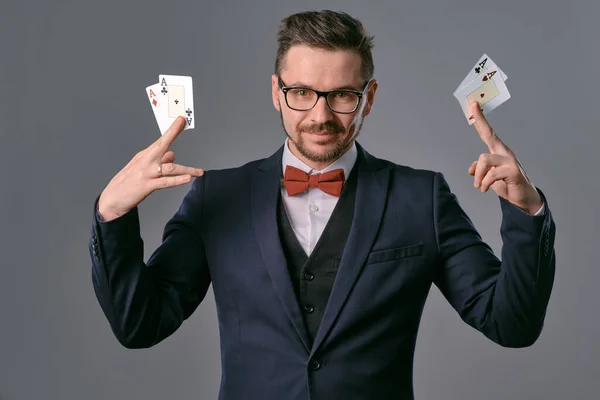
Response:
[158,74,195,132]
[454,53,507,96]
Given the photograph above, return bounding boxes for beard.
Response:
[278,108,364,164]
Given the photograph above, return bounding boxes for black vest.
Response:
[277,163,358,344]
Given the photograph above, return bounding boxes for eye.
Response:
[291,89,309,96]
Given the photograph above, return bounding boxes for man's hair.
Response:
[275,10,375,82]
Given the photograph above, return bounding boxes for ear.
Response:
[362,79,378,118]
[271,74,281,112]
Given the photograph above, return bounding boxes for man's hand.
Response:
[97,116,205,221]
[466,101,542,214]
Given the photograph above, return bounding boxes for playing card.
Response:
[455,68,511,125]
[454,53,507,96]
[158,74,194,131]
[145,83,170,135]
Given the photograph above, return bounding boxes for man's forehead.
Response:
[280,45,363,89]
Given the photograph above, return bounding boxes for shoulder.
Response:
[356,146,453,201]
[368,152,440,184]
[205,158,267,178]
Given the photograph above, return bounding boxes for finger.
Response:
[468,160,477,176]
[469,101,509,156]
[155,116,187,152]
[479,164,512,192]
[162,151,176,164]
[159,162,204,177]
[151,174,193,190]
[473,153,506,188]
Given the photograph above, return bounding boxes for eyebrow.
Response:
[285,81,362,92]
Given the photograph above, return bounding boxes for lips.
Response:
[311,131,333,136]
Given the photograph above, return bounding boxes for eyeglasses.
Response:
[277,77,369,114]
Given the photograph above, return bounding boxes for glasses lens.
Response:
[327,91,359,113]
[286,89,318,111]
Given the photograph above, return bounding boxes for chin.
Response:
[311,137,337,147]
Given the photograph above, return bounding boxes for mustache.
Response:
[298,121,345,134]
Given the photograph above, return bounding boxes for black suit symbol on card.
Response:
[474,57,488,74]
[160,77,168,97]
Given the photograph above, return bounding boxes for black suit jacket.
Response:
[89,141,556,399]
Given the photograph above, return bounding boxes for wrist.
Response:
[518,193,543,215]
[523,202,543,215]
[97,200,123,222]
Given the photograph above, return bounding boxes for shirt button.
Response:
[308,359,321,370]
[309,205,319,212]
[304,305,315,314]
[304,272,315,281]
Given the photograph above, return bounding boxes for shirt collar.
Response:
[282,137,357,179]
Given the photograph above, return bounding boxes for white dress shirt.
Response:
[281,138,357,256]
[280,138,544,257]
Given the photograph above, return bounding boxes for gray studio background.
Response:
[1,0,598,399]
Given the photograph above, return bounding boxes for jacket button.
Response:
[304,305,315,314]
[304,272,315,281]
[308,359,321,370]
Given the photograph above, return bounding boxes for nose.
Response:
[308,95,334,122]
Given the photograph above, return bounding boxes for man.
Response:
[89,10,555,400]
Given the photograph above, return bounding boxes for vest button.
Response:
[304,305,315,314]
[309,359,321,370]
[304,272,315,281]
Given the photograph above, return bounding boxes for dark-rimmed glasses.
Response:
[278,77,369,114]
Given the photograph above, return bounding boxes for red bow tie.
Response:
[283,165,345,197]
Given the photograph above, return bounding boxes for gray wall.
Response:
[1,0,597,399]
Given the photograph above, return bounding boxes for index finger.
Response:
[156,116,187,151]
[469,101,506,155]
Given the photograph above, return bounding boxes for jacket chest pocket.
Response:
[366,243,424,265]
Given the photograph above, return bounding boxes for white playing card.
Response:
[455,68,511,125]
[158,74,194,131]
[454,53,507,96]
[145,83,170,135]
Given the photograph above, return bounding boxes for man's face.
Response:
[271,45,377,168]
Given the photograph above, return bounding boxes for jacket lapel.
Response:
[251,145,312,353]
[310,142,391,355]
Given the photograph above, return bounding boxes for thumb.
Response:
[468,160,477,176]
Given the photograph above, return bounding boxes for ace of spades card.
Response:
[157,74,195,133]
[455,68,511,124]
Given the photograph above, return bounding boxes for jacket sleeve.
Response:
[88,176,211,349]
[432,172,556,348]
